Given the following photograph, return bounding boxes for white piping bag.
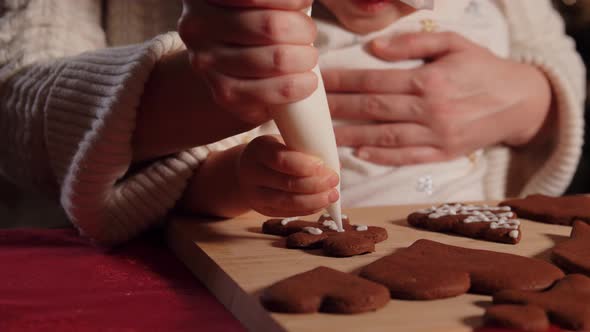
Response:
[270,7,343,231]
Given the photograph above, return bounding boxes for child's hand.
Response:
[178,0,319,124]
[239,135,340,216]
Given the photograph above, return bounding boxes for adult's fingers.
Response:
[205,0,312,10]
[328,93,426,123]
[334,123,435,148]
[204,70,318,107]
[354,146,451,166]
[322,68,419,94]
[202,45,318,78]
[370,31,478,62]
[179,7,316,47]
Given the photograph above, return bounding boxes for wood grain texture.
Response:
[167,203,572,332]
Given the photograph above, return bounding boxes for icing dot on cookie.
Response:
[356,225,369,232]
[509,230,520,239]
[322,220,339,231]
[422,204,520,231]
[303,227,323,235]
[281,217,299,226]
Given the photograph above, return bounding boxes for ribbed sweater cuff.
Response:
[44,32,203,245]
[511,51,585,196]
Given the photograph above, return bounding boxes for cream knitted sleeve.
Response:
[0,0,234,244]
[485,0,586,199]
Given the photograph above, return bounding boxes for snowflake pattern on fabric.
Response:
[416,175,434,196]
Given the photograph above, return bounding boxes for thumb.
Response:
[370,31,476,61]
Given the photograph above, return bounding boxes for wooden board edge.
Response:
[166,220,286,332]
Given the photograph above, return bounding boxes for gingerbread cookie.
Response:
[359,239,564,300]
[551,220,590,276]
[407,203,521,244]
[490,274,590,331]
[264,215,388,257]
[262,217,327,236]
[483,305,550,332]
[500,194,590,225]
[261,266,390,314]
[319,226,388,257]
[262,214,352,236]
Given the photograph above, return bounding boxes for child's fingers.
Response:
[246,136,329,177]
[204,45,318,78]
[254,186,340,215]
[248,170,339,194]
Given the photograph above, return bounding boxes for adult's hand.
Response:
[322,32,552,166]
[134,0,318,162]
[178,0,318,124]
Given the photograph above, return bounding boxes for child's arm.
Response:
[181,135,340,218]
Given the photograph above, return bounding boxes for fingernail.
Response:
[327,173,340,187]
[328,189,340,203]
[357,150,370,160]
[372,38,388,49]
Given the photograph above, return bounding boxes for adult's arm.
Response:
[493,0,586,197]
[0,0,251,245]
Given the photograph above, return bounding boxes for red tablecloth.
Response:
[0,228,561,332]
[0,228,245,332]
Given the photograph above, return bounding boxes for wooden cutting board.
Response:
[167,203,572,332]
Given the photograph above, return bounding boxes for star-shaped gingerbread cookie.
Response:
[551,220,590,276]
[487,274,590,331]
[262,214,388,257]
[359,239,564,300]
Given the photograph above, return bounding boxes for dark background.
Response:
[554,0,590,194]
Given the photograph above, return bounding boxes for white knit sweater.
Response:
[0,0,585,244]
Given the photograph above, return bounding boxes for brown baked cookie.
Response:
[261,266,390,314]
[262,218,323,236]
[321,226,388,257]
[264,215,388,257]
[490,274,590,331]
[483,305,550,332]
[500,194,590,225]
[262,214,352,236]
[551,221,590,276]
[407,203,521,244]
[359,239,564,300]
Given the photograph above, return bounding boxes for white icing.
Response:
[281,217,299,226]
[303,227,323,235]
[322,213,330,218]
[322,220,339,231]
[509,230,520,239]
[355,225,369,232]
[419,204,520,231]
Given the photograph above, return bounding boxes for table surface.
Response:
[168,204,570,332]
[0,227,245,332]
[0,225,563,332]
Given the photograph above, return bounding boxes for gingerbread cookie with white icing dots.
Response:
[407,203,522,244]
[262,214,388,257]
